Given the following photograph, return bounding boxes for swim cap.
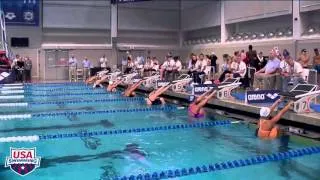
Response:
[109,81,113,84]
[260,107,271,117]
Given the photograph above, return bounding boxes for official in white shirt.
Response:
[227,51,247,79]
[68,55,78,82]
[284,51,305,90]
[82,57,91,80]
[100,55,108,70]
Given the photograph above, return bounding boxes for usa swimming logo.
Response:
[5,147,41,176]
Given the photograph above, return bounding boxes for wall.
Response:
[225,0,292,24]
[181,0,221,31]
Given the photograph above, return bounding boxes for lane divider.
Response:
[0,97,144,107]
[0,83,23,86]
[24,82,85,86]
[0,95,24,99]
[0,86,23,90]
[115,146,320,180]
[0,102,28,107]
[25,87,94,92]
[0,120,231,142]
[24,92,120,97]
[1,90,24,94]
[0,106,177,121]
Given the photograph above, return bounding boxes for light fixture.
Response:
[243,33,250,40]
[251,33,257,39]
[228,36,235,41]
[276,30,284,37]
[258,32,266,39]
[235,34,242,41]
[191,40,196,44]
[267,32,275,38]
[196,39,201,44]
[201,39,206,44]
[285,28,292,36]
[206,38,211,43]
[211,37,217,42]
[306,26,316,35]
[187,40,192,45]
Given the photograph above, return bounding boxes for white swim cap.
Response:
[260,107,271,117]
[204,81,212,84]
[109,81,113,84]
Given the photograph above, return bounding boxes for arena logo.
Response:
[193,84,216,95]
[156,80,170,88]
[5,147,41,176]
[246,90,280,104]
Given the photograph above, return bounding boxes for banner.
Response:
[246,90,280,104]
[2,0,39,26]
[156,80,170,88]
[192,84,216,95]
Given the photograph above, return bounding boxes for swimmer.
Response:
[146,83,172,106]
[257,98,293,139]
[123,79,145,97]
[188,89,217,118]
[93,75,109,88]
[85,70,109,85]
[106,78,124,92]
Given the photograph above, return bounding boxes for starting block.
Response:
[280,84,319,113]
[171,74,193,92]
[142,73,160,89]
[122,73,139,84]
[216,78,242,100]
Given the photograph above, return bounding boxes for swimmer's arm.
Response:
[269,98,282,112]
[270,101,293,124]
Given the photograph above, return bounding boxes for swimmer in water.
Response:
[257,98,293,139]
[188,89,217,118]
[106,78,124,92]
[146,83,172,106]
[86,70,109,85]
[123,79,145,97]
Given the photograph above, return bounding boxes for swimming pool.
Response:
[0,83,319,180]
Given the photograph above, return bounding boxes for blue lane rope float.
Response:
[0,97,145,107]
[0,120,236,142]
[115,146,320,180]
[0,106,178,121]
[24,92,121,97]
[310,103,320,113]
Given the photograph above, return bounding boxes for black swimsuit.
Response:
[149,97,162,105]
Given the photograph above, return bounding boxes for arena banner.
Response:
[156,80,170,88]
[246,90,280,104]
[192,84,216,95]
[2,0,39,26]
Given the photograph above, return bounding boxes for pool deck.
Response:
[128,86,320,129]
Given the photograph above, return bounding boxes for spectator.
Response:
[135,54,145,76]
[187,53,198,76]
[151,58,159,72]
[218,54,232,82]
[241,49,248,64]
[165,55,176,81]
[124,56,134,74]
[285,52,305,87]
[248,45,259,69]
[204,55,212,79]
[100,55,108,70]
[230,55,239,73]
[279,50,291,92]
[253,47,281,90]
[68,54,78,82]
[313,48,320,73]
[210,52,217,74]
[226,51,247,79]
[298,49,310,68]
[172,56,182,79]
[0,53,10,69]
[16,57,25,82]
[194,53,207,83]
[82,57,91,80]
[24,56,32,83]
[11,54,20,69]
[160,55,170,80]
[257,52,267,70]
[143,56,153,76]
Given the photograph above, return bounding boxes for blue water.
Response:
[0,83,319,180]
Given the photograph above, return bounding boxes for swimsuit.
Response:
[148,97,162,105]
[258,120,279,139]
[188,106,204,118]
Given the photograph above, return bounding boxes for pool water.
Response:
[0,83,319,180]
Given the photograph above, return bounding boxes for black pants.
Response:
[219,70,231,82]
[189,71,204,84]
[124,67,132,74]
[25,70,31,82]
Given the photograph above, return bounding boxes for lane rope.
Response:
[0,106,177,121]
[1,90,25,94]
[115,146,320,180]
[0,102,28,107]
[0,95,24,99]
[24,92,120,97]
[0,120,231,142]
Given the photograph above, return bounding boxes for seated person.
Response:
[124,56,134,74]
[146,84,172,106]
[253,47,280,90]
[188,89,216,118]
[257,98,293,139]
[160,55,170,80]
[123,79,145,97]
[313,48,320,73]
[143,57,153,75]
[226,51,247,79]
[187,53,198,77]
[107,78,124,92]
[218,54,232,83]
[85,69,109,84]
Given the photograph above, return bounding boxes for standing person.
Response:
[248,45,259,69]
[124,56,134,74]
[160,55,170,80]
[298,49,310,68]
[313,48,320,73]
[16,57,25,82]
[100,55,108,70]
[172,56,182,80]
[82,57,91,80]
[68,54,78,82]
[24,56,32,83]
[210,52,217,75]
[257,52,267,71]
[279,50,291,92]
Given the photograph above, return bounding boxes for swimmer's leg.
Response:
[160,97,166,105]
[270,126,280,139]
